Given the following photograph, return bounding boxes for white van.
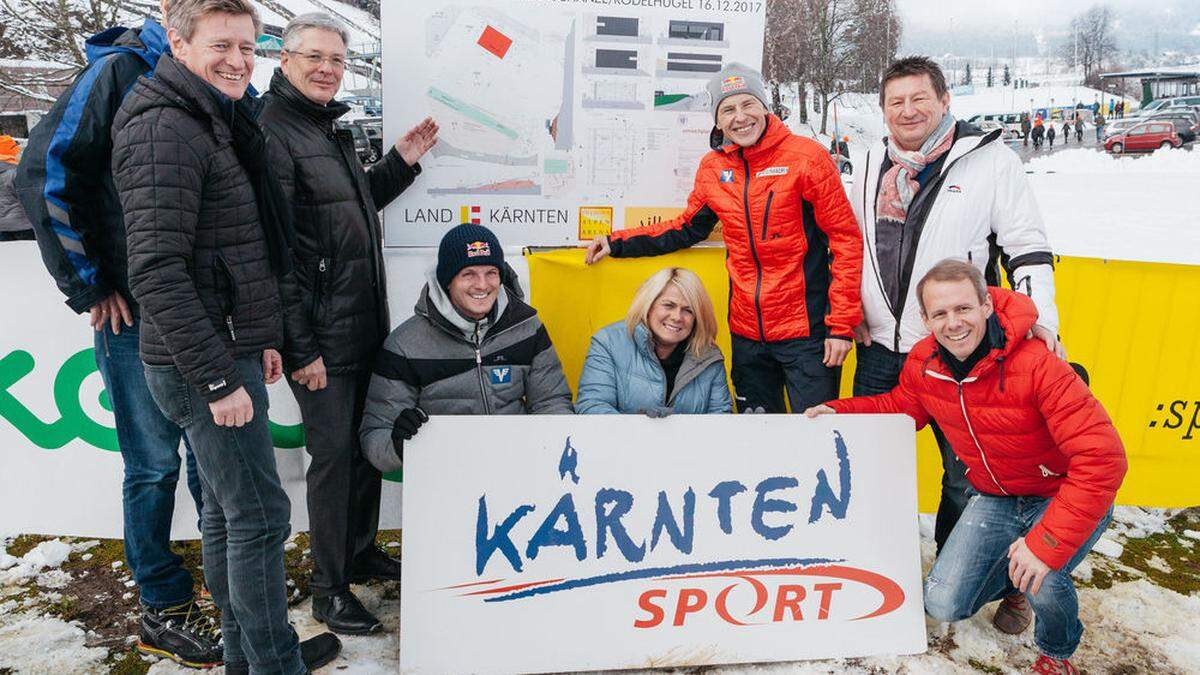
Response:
[965,112,1025,139]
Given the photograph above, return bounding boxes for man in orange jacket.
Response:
[585,64,862,414]
[807,258,1126,675]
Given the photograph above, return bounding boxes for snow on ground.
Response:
[3,507,1197,674]
[1024,147,1200,267]
[0,615,109,674]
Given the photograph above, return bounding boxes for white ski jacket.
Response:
[850,124,1059,353]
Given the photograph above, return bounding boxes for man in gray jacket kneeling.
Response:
[361,224,574,472]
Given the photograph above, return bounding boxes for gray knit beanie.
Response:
[707,63,769,121]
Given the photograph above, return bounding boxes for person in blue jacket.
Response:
[577,267,732,415]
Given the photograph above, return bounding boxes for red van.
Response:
[1104,121,1182,154]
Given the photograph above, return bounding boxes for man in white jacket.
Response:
[850,56,1064,575]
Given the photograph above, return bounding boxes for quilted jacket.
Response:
[828,288,1126,569]
[112,55,283,401]
[260,69,418,374]
[576,322,731,414]
[359,267,574,473]
[608,114,863,342]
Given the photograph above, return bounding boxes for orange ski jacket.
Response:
[608,115,863,342]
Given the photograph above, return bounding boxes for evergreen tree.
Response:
[964,63,973,85]
[986,66,993,87]
[1003,64,1012,86]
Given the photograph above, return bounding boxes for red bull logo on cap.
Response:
[721,76,745,93]
[466,241,491,258]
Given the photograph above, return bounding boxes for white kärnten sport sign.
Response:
[400,415,926,673]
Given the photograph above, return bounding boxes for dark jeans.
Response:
[853,341,971,553]
[730,334,840,414]
[95,319,202,609]
[289,371,382,598]
[925,495,1113,659]
[144,357,303,674]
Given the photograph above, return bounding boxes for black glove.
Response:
[391,407,428,459]
[740,405,767,414]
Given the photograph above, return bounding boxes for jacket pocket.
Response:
[310,257,332,325]
[213,254,239,341]
[761,190,775,241]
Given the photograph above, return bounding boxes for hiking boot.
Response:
[1031,654,1078,674]
[136,600,222,669]
[349,546,401,583]
[312,590,384,635]
[222,633,342,674]
[992,592,1033,634]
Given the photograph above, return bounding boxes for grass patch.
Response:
[968,658,1003,674]
[3,534,50,558]
[1116,510,1200,595]
[105,649,150,675]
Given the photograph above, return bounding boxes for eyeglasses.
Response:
[285,50,346,70]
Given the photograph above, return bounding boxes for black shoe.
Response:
[312,590,384,635]
[222,633,342,675]
[301,632,342,671]
[349,546,401,583]
[136,600,223,669]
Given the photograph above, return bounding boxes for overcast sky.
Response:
[896,0,1178,32]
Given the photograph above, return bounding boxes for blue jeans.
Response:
[94,319,202,609]
[730,334,840,413]
[853,341,971,553]
[924,494,1113,659]
[144,357,303,675]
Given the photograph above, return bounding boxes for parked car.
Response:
[335,121,372,163]
[1104,121,1181,154]
[1138,96,1200,116]
[1147,111,1199,144]
[966,112,1025,138]
[1102,117,1139,139]
[340,95,382,118]
[975,119,1021,141]
[360,121,383,163]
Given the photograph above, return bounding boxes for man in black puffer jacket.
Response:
[258,12,437,636]
[111,1,339,672]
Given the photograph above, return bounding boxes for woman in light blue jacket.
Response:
[577,267,732,415]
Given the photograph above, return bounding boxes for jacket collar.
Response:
[415,263,534,344]
[267,68,351,124]
[631,323,724,400]
[86,17,169,70]
[879,120,1001,179]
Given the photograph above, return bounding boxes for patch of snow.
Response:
[1093,537,1125,559]
[0,540,73,583]
[0,616,108,674]
[111,560,123,569]
[1184,530,1200,541]
[1108,507,1179,540]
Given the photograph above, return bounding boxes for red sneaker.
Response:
[1031,654,1077,675]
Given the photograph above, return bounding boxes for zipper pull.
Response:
[475,348,482,365]
[225,315,237,341]
[319,258,327,273]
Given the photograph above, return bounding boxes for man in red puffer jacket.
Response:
[807,258,1126,675]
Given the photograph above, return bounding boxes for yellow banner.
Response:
[526,247,1200,510]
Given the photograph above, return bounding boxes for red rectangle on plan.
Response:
[478,25,512,59]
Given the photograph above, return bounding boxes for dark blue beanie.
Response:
[436,223,504,289]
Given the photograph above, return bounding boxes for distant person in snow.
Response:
[0,135,32,241]
[1074,118,1084,143]
[1094,113,1106,142]
[1061,119,1071,144]
[1020,113,1031,146]
[1046,122,1056,148]
[1031,117,1045,148]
